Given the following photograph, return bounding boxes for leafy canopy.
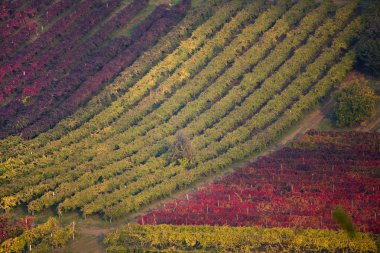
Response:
[355,2,380,76]
[333,75,377,127]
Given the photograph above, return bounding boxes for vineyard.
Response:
[0,217,74,253]
[139,130,380,232]
[0,0,364,217]
[0,0,378,252]
[104,131,380,252]
[104,224,377,252]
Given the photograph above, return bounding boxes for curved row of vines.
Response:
[0,0,365,223]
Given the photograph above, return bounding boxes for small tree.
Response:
[333,76,377,127]
[356,38,380,76]
[171,131,194,168]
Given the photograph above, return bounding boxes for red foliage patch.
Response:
[0,215,33,244]
[0,0,190,138]
[139,131,380,233]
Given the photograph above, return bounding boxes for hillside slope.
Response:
[101,130,379,252]
[140,130,380,233]
[0,0,366,225]
[0,0,189,138]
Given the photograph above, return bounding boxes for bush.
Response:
[333,76,377,127]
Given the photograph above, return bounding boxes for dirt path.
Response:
[79,226,113,237]
[357,117,380,132]
[281,95,335,145]
[354,106,380,132]
[281,109,324,145]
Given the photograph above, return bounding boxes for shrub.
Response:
[333,75,378,127]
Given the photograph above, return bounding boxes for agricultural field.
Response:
[104,224,377,252]
[139,130,380,232]
[0,0,379,252]
[0,217,74,253]
[130,130,379,251]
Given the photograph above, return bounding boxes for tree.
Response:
[171,131,194,168]
[355,2,380,76]
[356,38,380,76]
[333,76,377,127]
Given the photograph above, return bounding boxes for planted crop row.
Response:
[100,0,309,162]
[19,0,190,138]
[0,0,340,215]
[100,11,361,220]
[0,1,23,23]
[0,0,96,84]
[0,218,73,253]
[57,157,169,214]
[15,0,293,212]
[0,0,225,161]
[0,0,157,136]
[294,129,380,150]
[0,1,364,223]
[77,0,332,218]
[0,0,252,205]
[0,7,37,63]
[103,224,376,252]
[0,0,58,63]
[141,114,378,234]
[196,3,360,162]
[81,165,185,218]
[43,0,78,24]
[38,0,300,215]
[2,0,137,104]
[3,0,255,174]
[0,0,242,163]
[27,0,258,145]
[184,0,335,149]
[0,0,194,177]
[232,19,364,150]
[101,52,354,220]
[10,0,265,211]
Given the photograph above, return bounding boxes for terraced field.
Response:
[1,0,377,251]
